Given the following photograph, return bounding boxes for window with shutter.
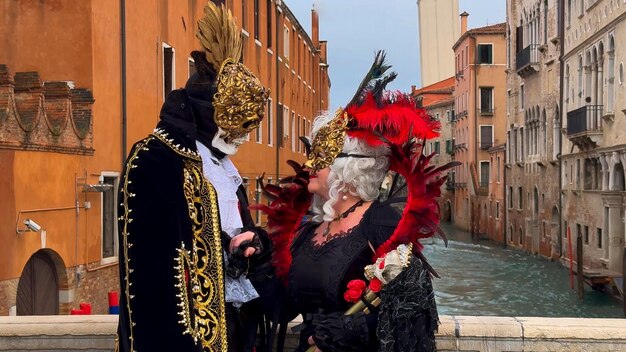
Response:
[480,125,493,149]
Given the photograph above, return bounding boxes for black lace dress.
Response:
[287,200,439,352]
[288,202,399,351]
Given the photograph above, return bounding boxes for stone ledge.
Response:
[1,315,625,351]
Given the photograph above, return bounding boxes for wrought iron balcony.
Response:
[454,143,468,151]
[567,105,603,150]
[516,44,540,75]
[479,180,489,188]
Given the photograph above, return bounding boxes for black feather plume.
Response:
[347,50,396,107]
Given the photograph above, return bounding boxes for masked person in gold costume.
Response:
[116,3,272,351]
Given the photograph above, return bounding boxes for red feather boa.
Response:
[249,161,312,285]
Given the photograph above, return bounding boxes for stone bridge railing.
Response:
[1,315,625,351]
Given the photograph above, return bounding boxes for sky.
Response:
[286,0,506,111]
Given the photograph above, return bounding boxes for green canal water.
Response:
[424,222,623,318]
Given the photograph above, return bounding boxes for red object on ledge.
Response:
[79,302,92,315]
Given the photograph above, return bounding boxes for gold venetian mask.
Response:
[213,58,270,143]
[304,110,349,171]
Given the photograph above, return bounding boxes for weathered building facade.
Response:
[506,0,562,258]
[452,14,507,234]
[561,0,626,274]
[0,0,329,316]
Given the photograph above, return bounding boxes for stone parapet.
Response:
[1,315,625,351]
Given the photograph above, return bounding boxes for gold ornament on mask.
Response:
[196,1,269,143]
[213,59,270,142]
[304,109,349,171]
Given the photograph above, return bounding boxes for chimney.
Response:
[312,7,320,47]
[460,11,469,34]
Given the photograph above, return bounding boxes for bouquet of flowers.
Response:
[343,243,413,315]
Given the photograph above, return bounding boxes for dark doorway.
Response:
[16,251,59,315]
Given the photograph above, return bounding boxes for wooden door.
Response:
[16,251,59,315]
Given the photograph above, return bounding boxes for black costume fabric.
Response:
[287,201,403,352]
[116,90,229,352]
[377,257,439,351]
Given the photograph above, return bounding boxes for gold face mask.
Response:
[213,59,270,143]
[304,110,349,172]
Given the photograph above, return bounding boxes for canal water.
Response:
[424,222,623,318]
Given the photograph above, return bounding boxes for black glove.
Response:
[225,227,268,279]
[311,312,372,352]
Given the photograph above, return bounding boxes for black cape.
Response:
[116,90,228,352]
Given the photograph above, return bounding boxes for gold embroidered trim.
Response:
[179,161,228,351]
[152,128,202,161]
[118,136,154,352]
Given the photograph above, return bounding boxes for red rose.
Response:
[343,290,353,302]
[369,278,382,293]
[347,288,362,302]
[347,279,366,290]
[378,259,386,269]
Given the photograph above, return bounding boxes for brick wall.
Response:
[0,278,19,315]
[73,262,120,315]
[0,262,119,316]
[0,64,94,155]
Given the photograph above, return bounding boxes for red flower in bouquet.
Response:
[368,277,382,293]
[344,279,367,303]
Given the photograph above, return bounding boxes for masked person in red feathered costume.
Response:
[252,51,459,352]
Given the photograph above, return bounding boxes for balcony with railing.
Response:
[566,105,604,150]
[453,143,467,151]
[516,44,540,76]
[455,111,468,120]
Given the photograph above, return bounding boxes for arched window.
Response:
[543,0,548,44]
[553,105,560,160]
[608,36,615,112]
[541,108,547,156]
[612,163,625,191]
[565,64,570,112]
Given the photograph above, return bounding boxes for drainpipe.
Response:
[275,1,281,182]
[472,34,479,237]
[503,151,508,248]
[120,0,128,168]
[558,0,565,258]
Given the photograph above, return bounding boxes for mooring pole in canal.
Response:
[567,226,574,289]
[576,235,584,300]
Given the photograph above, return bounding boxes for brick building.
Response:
[505,0,561,257]
[0,0,329,316]
[451,14,507,235]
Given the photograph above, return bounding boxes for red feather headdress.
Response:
[253,51,458,283]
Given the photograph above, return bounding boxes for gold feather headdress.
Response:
[196,1,269,143]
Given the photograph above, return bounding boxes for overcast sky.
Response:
[286,0,506,111]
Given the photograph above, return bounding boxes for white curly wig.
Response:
[308,112,390,223]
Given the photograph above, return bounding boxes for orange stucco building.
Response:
[451,13,507,235]
[0,0,329,316]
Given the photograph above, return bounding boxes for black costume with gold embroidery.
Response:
[116,90,228,352]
